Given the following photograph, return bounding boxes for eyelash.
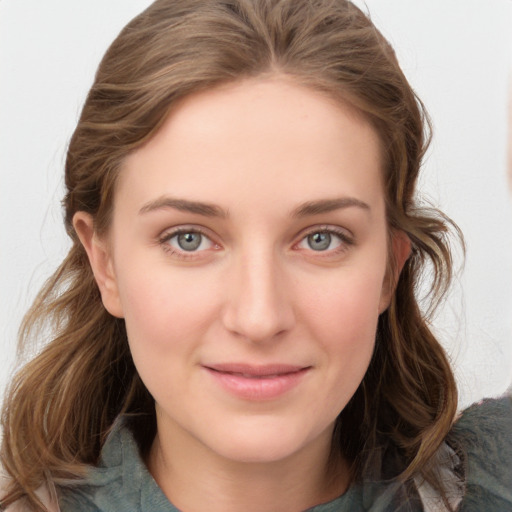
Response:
[295,226,354,256]
[158,225,354,260]
[158,227,217,260]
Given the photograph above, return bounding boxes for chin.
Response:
[203,416,331,464]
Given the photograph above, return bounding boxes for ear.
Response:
[379,230,411,314]
[73,212,124,318]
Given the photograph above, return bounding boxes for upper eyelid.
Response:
[296,224,353,241]
[159,225,215,240]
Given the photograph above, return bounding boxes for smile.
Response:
[203,364,311,401]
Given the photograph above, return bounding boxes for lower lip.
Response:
[204,367,309,401]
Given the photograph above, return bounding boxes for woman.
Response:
[1,0,511,511]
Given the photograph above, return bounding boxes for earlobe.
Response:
[379,230,411,313]
[73,212,124,318]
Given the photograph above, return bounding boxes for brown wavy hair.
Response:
[1,0,463,510]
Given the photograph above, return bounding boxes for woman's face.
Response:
[80,78,405,465]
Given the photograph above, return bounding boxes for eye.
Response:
[160,229,215,254]
[296,228,352,253]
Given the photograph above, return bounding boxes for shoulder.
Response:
[451,394,512,511]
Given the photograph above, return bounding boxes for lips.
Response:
[203,363,310,400]
[206,363,307,377]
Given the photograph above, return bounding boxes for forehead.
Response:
[117,77,384,217]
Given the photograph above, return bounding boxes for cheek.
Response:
[304,266,385,338]
[116,267,223,409]
[116,264,221,360]
[301,266,385,397]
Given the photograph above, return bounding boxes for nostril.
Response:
[220,256,296,342]
[221,295,295,343]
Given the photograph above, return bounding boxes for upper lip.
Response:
[203,363,310,377]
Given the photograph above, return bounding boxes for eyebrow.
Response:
[138,196,370,218]
[291,197,370,217]
[139,197,228,217]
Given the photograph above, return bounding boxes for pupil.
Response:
[308,232,331,251]
[178,232,201,251]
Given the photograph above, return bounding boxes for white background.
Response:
[1,0,511,409]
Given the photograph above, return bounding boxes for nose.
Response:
[221,249,295,343]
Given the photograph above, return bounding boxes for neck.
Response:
[147,422,351,512]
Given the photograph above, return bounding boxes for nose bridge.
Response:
[222,244,294,342]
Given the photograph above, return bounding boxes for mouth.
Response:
[202,363,311,400]
[205,363,310,377]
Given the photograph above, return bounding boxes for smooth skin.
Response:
[75,76,410,512]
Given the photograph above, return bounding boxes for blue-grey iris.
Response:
[177,233,202,251]
[307,232,331,251]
